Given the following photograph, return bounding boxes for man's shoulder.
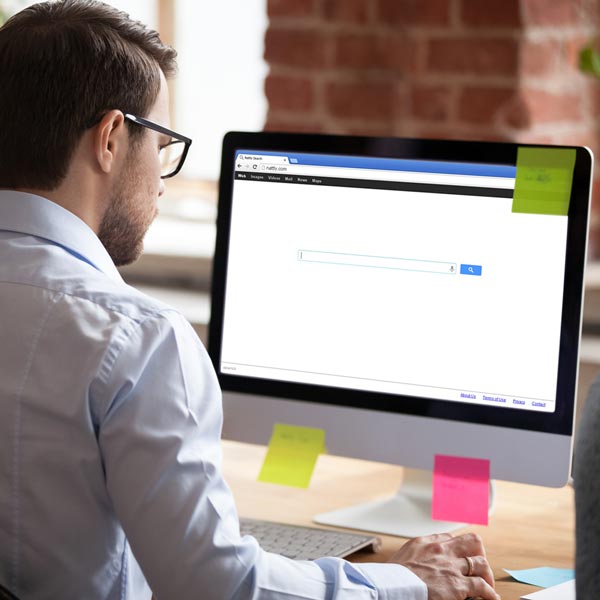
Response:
[1,233,185,330]
[65,270,178,325]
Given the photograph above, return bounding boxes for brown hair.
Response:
[0,0,177,189]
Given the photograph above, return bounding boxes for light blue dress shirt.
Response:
[0,191,426,600]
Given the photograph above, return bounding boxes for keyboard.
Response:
[239,517,381,560]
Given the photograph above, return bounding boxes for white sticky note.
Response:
[521,579,575,600]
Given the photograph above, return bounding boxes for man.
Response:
[575,372,600,597]
[0,2,500,599]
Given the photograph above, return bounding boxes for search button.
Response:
[460,264,482,276]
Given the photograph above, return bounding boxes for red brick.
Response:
[428,38,518,76]
[471,132,516,142]
[410,127,490,141]
[334,33,418,73]
[501,94,532,129]
[564,35,593,74]
[584,81,600,119]
[588,176,600,258]
[553,130,600,153]
[322,0,370,23]
[520,89,583,123]
[591,175,600,217]
[583,0,600,22]
[382,35,421,73]
[458,86,517,125]
[521,0,583,26]
[338,122,399,137]
[264,118,323,133]
[588,220,600,260]
[460,0,521,27]
[264,28,326,69]
[334,34,383,69]
[268,0,316,18]
[377,0,450,26]
[325,81,396,119]
[403,127,448,140]
[265,74,314,112]
[515,133,556,144]
[520,39,561,77]
[411,85,453,121]
[479,132,522,142]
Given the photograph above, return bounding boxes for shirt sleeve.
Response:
[96,310,427,600]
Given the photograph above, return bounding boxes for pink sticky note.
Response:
[432,454,490,525]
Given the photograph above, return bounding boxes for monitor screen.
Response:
[209,132,592,536]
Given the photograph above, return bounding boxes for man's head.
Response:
[0,0,182,265]
[96,71,172,266]
[0,0,177,190]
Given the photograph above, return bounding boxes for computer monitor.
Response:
[208,132,592,537]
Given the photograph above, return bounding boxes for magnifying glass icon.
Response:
[460,264,482,276]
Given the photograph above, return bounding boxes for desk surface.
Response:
[222,440,574,600]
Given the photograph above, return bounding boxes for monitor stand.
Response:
[313,468,495,538]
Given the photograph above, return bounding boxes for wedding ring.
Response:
[465,555,475,577]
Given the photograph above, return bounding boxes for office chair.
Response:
[0,583,19,600]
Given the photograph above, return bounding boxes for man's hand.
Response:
[389,532,500,600]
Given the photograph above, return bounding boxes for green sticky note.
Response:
[258,424,325,488]
[512,147,576,216]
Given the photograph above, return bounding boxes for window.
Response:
[174,2,268,181]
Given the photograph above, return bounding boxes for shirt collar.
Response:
[0,190,123,281]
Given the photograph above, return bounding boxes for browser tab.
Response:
[236,153,289,165]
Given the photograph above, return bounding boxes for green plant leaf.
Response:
[580,46,600,77]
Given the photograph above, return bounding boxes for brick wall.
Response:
[263,0,600,253]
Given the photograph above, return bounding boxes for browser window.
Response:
[221,151,568,413]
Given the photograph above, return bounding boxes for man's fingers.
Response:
[466,575,501,600]
[411,532,454,545]
[460,555,495,588]
[441,532,486,557]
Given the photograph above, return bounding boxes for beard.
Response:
[97,160,158,267]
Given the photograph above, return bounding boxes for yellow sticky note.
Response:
[512,147,576,216]
[258,424,325,488]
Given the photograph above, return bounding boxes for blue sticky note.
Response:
[504,567,575,588]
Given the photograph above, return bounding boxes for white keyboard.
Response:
[239,517,381,560]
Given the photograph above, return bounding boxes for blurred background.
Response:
[3,0,600,421]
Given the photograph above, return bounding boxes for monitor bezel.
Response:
[209,132,592,438]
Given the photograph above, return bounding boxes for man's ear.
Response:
[93,110,127,175]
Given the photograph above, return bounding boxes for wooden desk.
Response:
[223,441,574,600]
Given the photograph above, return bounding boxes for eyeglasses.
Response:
[124,113,192,179]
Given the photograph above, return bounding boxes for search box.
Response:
[298,250,457,275]
[460,264,483,276]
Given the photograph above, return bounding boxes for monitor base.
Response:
[313,468,495,538]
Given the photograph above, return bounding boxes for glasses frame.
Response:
[124,113,192,179]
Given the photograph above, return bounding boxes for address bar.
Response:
[250,163,514,189]
[298,250,457,275]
